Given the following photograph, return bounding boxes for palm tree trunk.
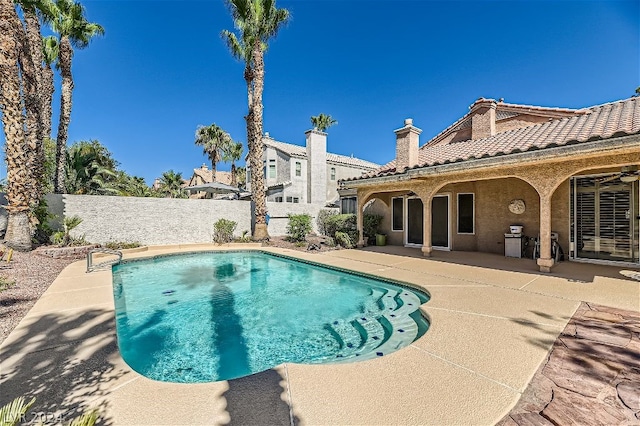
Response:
[22,9,44,208]
[231,163,237,187]
[54,36,73,194]
[42,64,54,140]
[248,41,268,240]
[0,0,33,250]
[211,154,217,182]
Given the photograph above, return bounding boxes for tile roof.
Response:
[352,97,640,181]
[191,168,232,185]
[263,137,380,170]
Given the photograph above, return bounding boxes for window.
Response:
[341,197,356,214]
[275,196,283,202]
[457,193,474,234]
[286,196,293,203]
[293,197,299,203]
[330,167,336,180]
[268,159,276,178]
[295,162,301,177]
[392,197,404,231]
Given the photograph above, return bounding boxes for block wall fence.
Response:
[44,194,336,245]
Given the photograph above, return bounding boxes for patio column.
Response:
[421,195,432,257]
[356,191,366,247]
[537,194,554,272]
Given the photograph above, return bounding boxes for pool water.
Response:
[112,251,429,383]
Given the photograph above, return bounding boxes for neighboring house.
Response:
[246,130,379,206]
[186,165,233,199]
[339,97,640,272]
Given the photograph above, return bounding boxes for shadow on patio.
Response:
[358,245,640,284]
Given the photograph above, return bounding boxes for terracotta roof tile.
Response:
[348,97,639,182]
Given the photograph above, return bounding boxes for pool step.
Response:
[329,320,363,353]
[354,315,386,354]
[328,287,425,363]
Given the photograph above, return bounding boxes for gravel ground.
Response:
[0,250,74,345]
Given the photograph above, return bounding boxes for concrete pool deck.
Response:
[0,244,638,425]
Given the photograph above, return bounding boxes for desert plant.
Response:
[213,218,237,244]
[334,231,353,249]
[287,214,312,242]
[103,241,141,250]
[0,276,15,292]
[316,209,337,236]
[50,215,82,246]
[234,230,252,243]
[32,198,55,245]
[325,213,358,244]
[363,214,383,240]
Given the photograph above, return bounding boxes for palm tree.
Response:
[65,140,117,195]
[311,113,337,132]
[0,0,34,250]
[158,170,187,199]
[16,0,54,209]
[41,35,58,141]
[222,0,289,240]
[222,141,244,187]
[50,0,104,193]
[194,124,231,182]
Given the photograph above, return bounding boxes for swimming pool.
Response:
[112,251,429,383]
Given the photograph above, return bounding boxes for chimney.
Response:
[201,164,208,170]
[470,98,497,139]
[394,118,422,171]
[305,129,327,205]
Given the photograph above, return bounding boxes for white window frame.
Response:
[268,159,276,179]
[457,193,475,235]
[295,161,301,177]
[330,167,336,181]
[391,196,404,232]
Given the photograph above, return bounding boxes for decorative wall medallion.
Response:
[509,199,526,214]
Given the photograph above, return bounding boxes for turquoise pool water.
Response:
[112,251,429,383]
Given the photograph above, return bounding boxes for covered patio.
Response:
[345,98,640,273]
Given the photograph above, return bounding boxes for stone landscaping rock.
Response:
[576,319,632,347]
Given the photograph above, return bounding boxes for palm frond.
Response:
[68,409,99,426]
[0,396,36,426]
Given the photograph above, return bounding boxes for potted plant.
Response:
[363,214,383,246]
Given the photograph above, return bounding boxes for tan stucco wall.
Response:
[440,179,541,255]
[496,115,551,134]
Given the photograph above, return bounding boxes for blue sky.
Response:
[1,0,638,184]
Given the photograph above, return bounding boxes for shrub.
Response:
[104,241,141,250]
[325,214,358,244]
[287,214,312,242]
[234,230,252,243]
[363,214,383,239]
[316,209,337,236]
[32,199,54,245]
[213,218,237,244]
[334,231,353,248]
[0,276,15,292]
[50,215,83,246]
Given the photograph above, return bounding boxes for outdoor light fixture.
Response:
[620,175,639,183]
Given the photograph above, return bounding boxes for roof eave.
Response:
[342,134,640,188]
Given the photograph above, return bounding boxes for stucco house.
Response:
[247,130,379,206]
[186,165,233,199]
[340,97,640,272]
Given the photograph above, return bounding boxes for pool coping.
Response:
[1,244,638,425]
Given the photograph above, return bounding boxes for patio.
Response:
[0,245,638,425]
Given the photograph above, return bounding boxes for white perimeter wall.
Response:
[45,194,335,245]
